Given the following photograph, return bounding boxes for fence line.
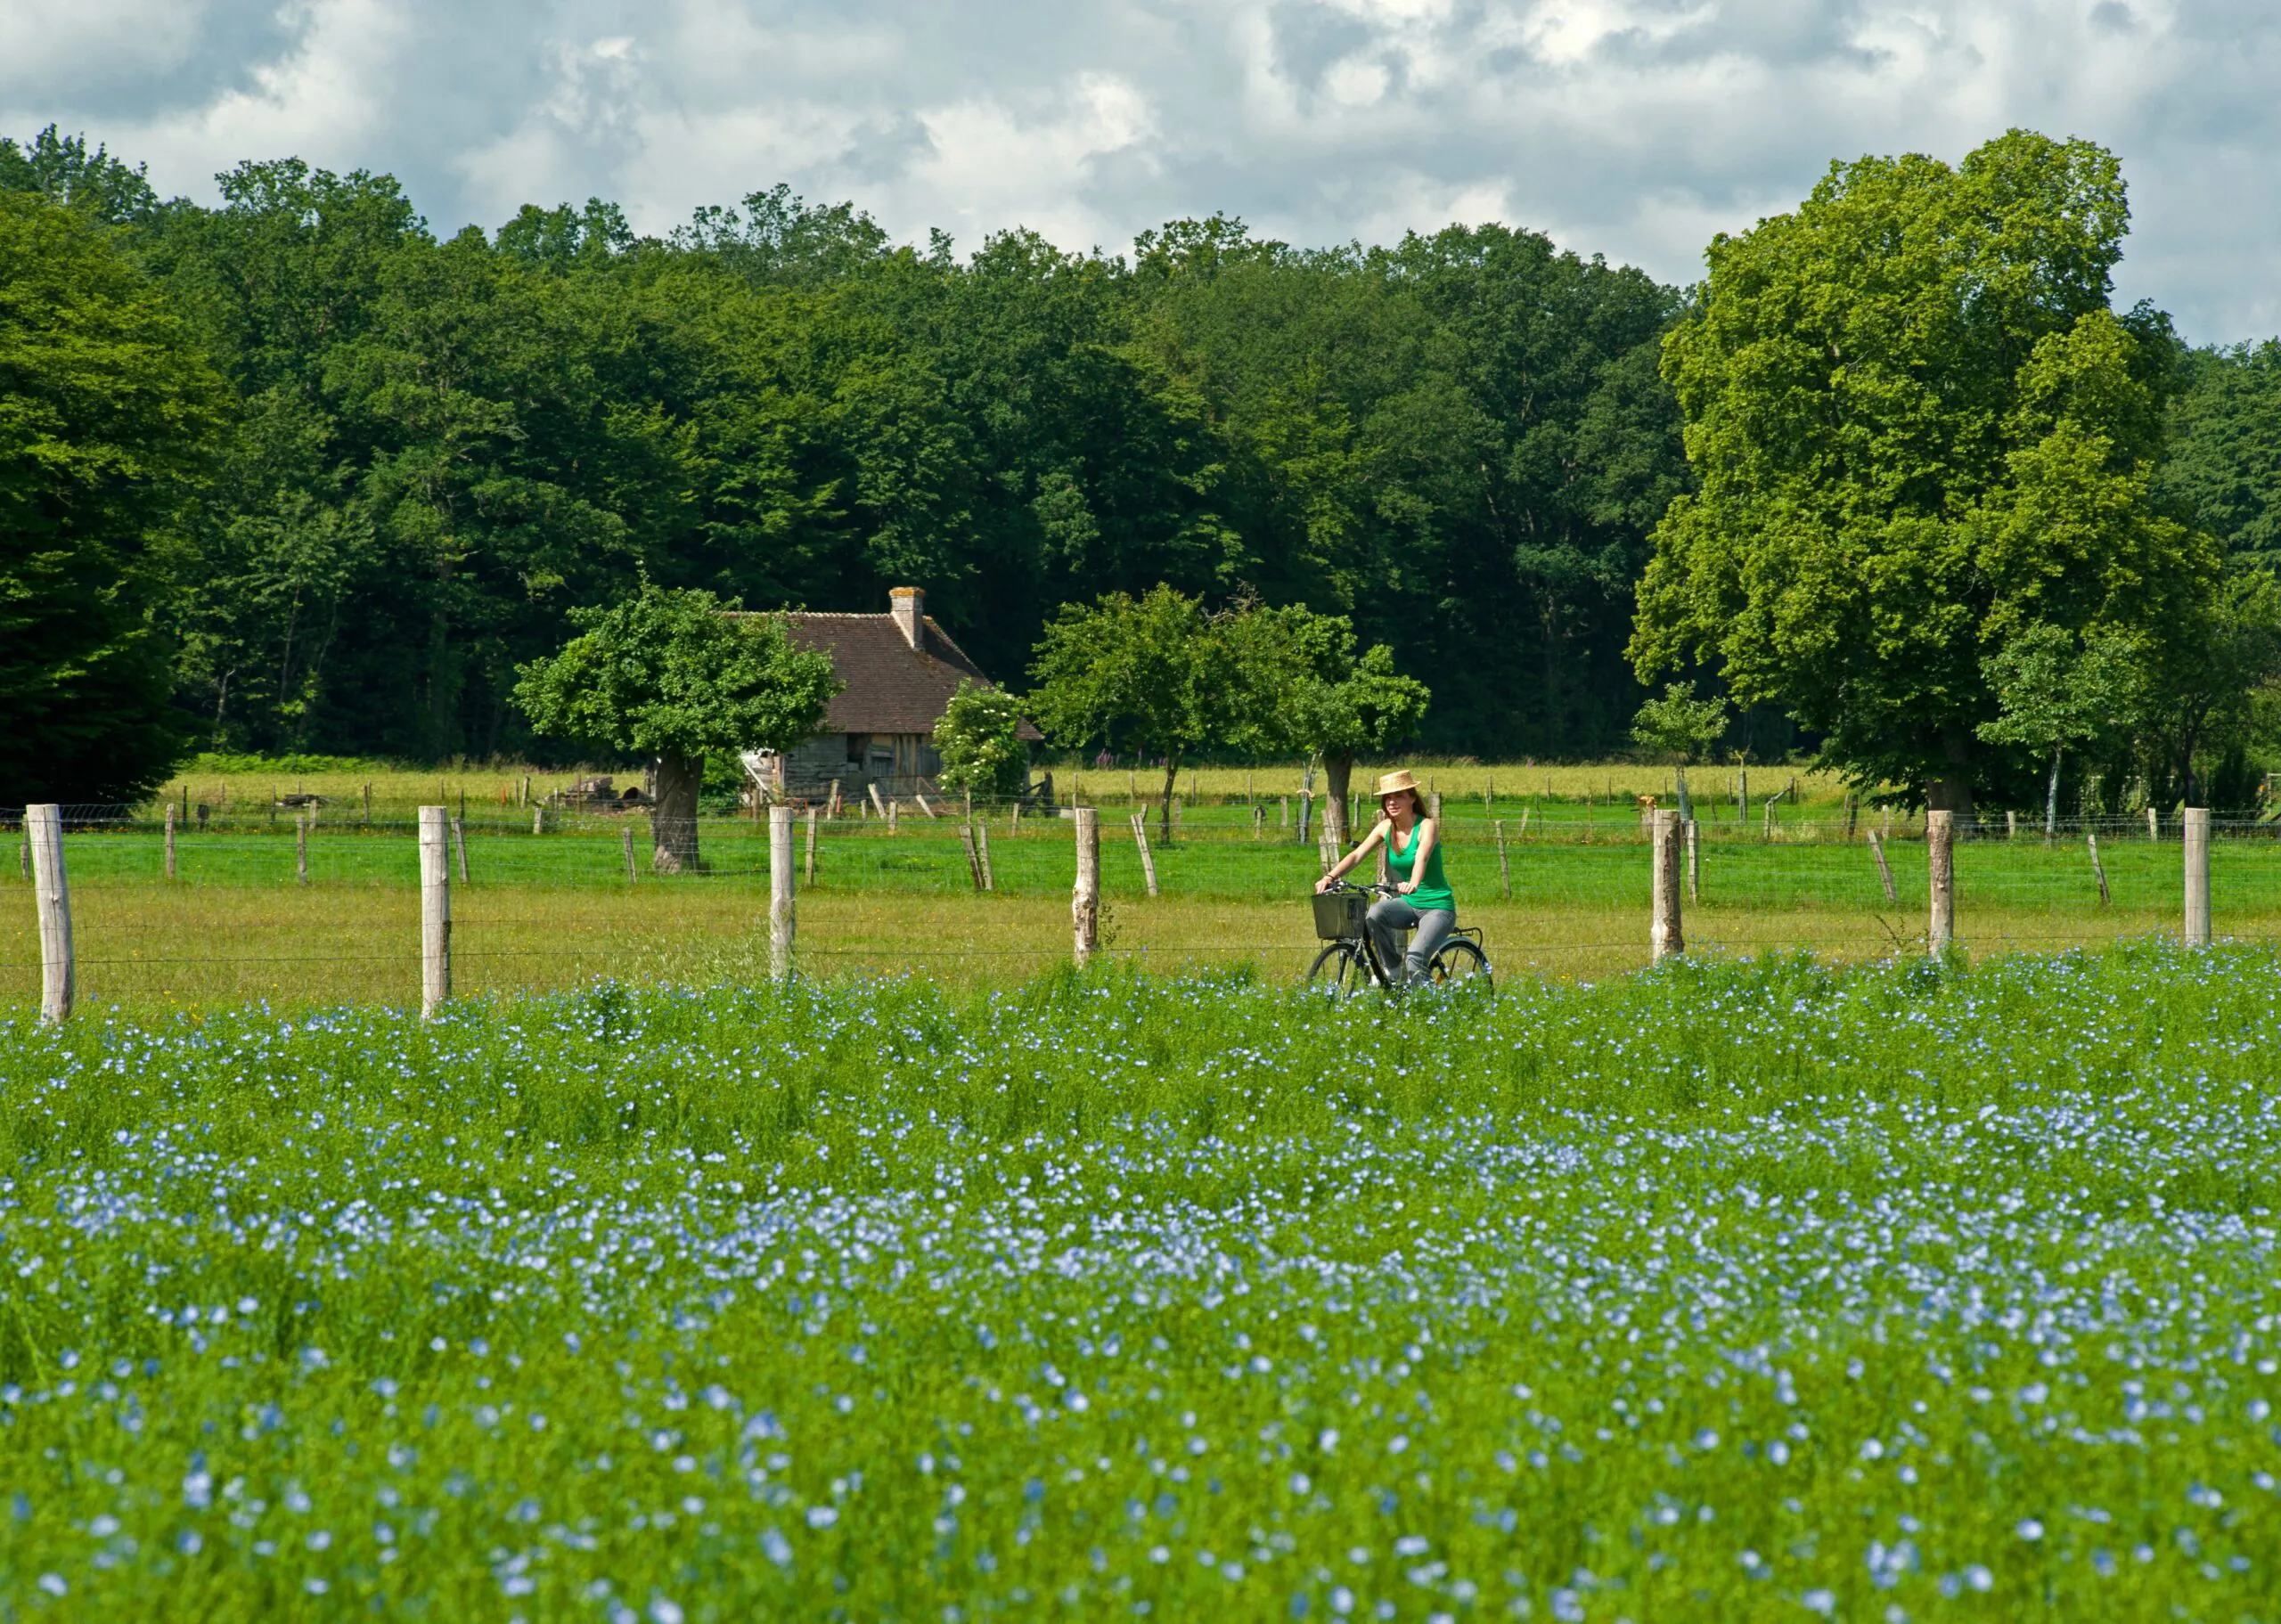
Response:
[8,796,2268,1016]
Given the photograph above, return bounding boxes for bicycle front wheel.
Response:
[1306,941,1373,999]
[1427,937,1493,994]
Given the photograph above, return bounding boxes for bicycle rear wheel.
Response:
[1306,941,1373,999]
[1426,937,1492,994]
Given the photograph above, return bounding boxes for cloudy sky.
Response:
[4,0,2276,340]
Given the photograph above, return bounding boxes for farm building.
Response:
[737,587,1034,801]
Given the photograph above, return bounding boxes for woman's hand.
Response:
[1313,875,1334,894]
[1396,879,1417,896]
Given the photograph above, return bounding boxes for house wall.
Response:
[747,733,944,803]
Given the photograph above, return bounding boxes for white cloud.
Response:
[4,0,2279,339]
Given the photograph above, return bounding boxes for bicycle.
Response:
[1306,881,1492,998]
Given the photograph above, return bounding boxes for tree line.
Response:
[4,124,2278,812]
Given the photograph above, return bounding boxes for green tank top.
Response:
[1386,820,1454,911]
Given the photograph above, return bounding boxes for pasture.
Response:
[9,789,2277,1010]
[2,947,2278,1619]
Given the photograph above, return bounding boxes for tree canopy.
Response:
[512,585,837,868]
[0,189,225,804]
[1631,130,2220,812]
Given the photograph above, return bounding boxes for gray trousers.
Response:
[1366,897,1457,986]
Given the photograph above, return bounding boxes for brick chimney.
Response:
[889,586,924,650]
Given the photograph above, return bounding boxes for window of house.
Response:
[846,733,868,763]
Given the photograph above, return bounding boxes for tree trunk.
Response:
[2044,748,2062,839]
[651,752,703,872]
[1158,755,1181,843]
[1924,772,1975,817]
[1324,752,1355,819]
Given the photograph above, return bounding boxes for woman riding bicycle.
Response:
[1314,770,1455,987]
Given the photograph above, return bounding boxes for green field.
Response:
[8,801,2280,1012]
[2,947,2278,1618]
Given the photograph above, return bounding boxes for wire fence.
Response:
[7,796,2278,1014]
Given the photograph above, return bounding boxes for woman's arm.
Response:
[1314,819,1389,892]
[1396,817,1436,895]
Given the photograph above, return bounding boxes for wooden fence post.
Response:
[2146,805,2159,841]
[419,805,449,1020]
[1279,796,1289,832]
[1251,804,1263,840]
[27,805,72,1024]
[1495,819,1512,901]
[451,815,469,884]
[1072,806,1100,967]
[1686,818,1700,903]
[1129,811,1159,898]
[297,812,311,886]
[364,782,372,825]
[1651,808,1684,963]
[977,819,994,891]
[622,823,637,880]
[769,804,795,982]
[2006,810,2017,840]
[887,798,899,836]
[1296,791,1312,846]
[805,805,819,885]
[1010,802,1022,838]
[960,821,984,891]
[2183,806,2211,945]
[164,801,177,879]
[869,782,888,819]
[2087,832,2110,907]
[532,804,544,836]
[1868,829,1898,905]
[1429,790,1442,822]
[1926,810,1955,953]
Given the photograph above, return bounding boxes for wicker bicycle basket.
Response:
[1312,888,1369,941]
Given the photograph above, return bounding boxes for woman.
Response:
[1315,769,1456,986]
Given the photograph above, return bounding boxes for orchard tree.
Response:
[1631,130,2218,813]
[1629,683,1729,763]
[1975,623,2137,836]
[1027,585,1238,839]
[932,679,1030,797]
[1223,604,1429,826]
[513,586,838,870]
[1,192,225,804]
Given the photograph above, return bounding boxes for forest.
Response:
[4,124,2278,804]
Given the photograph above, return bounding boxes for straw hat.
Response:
[1374,769,1423,801]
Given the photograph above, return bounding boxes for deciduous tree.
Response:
[1631,130,2218,813]
[513,586,838,870]
[0,192,225,804]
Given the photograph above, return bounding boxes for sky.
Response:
[4,0,2277,342]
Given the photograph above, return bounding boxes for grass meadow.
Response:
[2,946,2279,1620]
[7,782,2279,1012]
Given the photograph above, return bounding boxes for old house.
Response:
[739,587,1033,801]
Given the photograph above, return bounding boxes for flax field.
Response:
[3,944,2278,1620]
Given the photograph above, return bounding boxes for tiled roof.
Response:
[731,612,1036,738]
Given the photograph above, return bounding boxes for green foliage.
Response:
[0,125,159,224]
[1628,682,1729,762]
[511,585,838,762]
[2155,340,2281,567]
[1026,584,1238,778]
[183,751,392,776]
[1975,622,2138,756]
[1631,130,2219,807]
[2,948,2278,1614]
[931,679,1030,796]
[1222,605,1430,765]
[0,192,226,804]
